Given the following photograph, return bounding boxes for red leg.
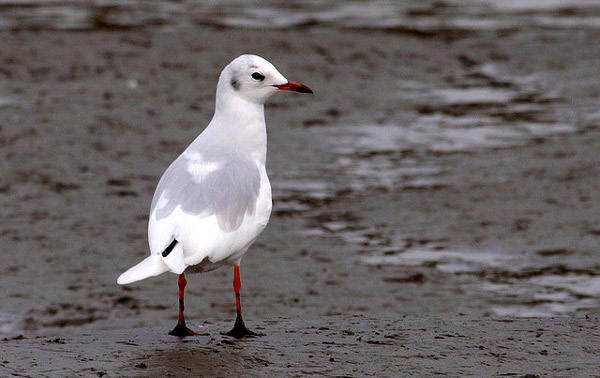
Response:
[224,264,258,338]
[233,265,242,317]
[168,273,197,337]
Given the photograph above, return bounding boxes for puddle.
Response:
[409,118,525,152]
[275,179,334,201]
[0,96,21,108]
[272,177,336,216]
[297,220,397,249]
[431,88,517,105]
[362,248,600,317]
[409,116,576,153]
[491,303,582,318]
[362,249,524,272]
[0,312,20,334]
[1,1,600,31]
[529,275,600,297]
[308,55,576,195]
[313,116,575,193]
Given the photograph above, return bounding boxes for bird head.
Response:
[219,54,313,105]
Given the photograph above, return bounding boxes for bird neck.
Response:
[207,93,268,164]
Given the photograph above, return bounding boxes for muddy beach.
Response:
[2,2,600,376]
[4,316,599,377]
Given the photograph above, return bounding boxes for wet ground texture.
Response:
[2,1,600,375]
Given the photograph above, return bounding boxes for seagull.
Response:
[117,54,312,337]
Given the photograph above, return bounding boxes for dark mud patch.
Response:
[383,272,426,284]
[534,248,575,257]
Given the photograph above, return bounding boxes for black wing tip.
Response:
[161,238,178,257]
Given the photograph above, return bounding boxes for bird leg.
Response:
[224,264,257,338]
[168,273,198,337]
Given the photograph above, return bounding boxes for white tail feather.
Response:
[117,254,171,285]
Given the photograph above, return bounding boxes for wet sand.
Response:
[4,316,600,376]
[2,23,600,375]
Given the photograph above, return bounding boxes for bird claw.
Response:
[168,323,198,337]
[222,314,262,338]
[222,326,259,338]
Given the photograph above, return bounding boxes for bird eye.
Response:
[251,72,265,81]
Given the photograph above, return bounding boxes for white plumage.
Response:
[116,54,312,337]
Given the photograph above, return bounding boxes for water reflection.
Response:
[1,0,600,31]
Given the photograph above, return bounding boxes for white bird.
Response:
[117,54,312,337]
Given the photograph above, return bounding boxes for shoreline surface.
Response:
[3,316,600,376]
[1,12,600,376]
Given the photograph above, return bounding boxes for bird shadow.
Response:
[132,334,271,376]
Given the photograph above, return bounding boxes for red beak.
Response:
[274,80,313,94]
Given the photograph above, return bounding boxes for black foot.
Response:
[169,323,198,337]
[222,314,260,338]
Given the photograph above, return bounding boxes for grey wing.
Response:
[150,156,261,234]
